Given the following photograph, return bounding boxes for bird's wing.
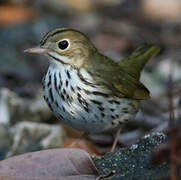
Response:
[98,68,150,100]
[86,53,150,100]
[111,71,150,100]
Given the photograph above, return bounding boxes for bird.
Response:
[24,28,160,151]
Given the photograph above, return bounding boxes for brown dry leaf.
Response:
[66,0,92,12]
[0,148,98,180]
[63,125,83,138]
[0,5,35,27]
[62,138,101,156]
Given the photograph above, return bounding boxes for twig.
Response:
[168,60,177,180]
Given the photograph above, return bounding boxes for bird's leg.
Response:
[69,132,88,148]
[111,127,122,152]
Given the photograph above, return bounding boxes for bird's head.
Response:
[25,28,97,68]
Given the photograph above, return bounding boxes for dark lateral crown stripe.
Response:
[40,28,83,45]
[41,29,69,45]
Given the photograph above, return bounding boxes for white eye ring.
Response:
[58,39,70,51]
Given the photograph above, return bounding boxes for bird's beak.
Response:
[24,45,49,54]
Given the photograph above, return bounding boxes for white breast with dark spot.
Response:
[43,61,140,133]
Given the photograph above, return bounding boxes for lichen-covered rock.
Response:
[0,88,23,124]
[7,121,66,157]
[0,88,66,158]
[0,125,12,160]
[141,58,181,97]
[0,88,52,124]
[94,133,169,180]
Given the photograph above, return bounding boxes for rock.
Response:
[0,125,12,160]
[0,88,52,124]
[94,133,169,180]
[0,88,23,124]
[141,58,181,96]
[7,121,66,157]
[0,88,66,158]
[155,58,181,82]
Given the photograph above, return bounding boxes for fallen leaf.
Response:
[0,148,98,180]
[0,5,35,27]
[62,138,101,156]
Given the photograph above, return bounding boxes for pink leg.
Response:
[111,127,122,152]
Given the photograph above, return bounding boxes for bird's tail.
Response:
[118,44,160,80]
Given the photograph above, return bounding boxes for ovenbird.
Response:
[25,28,160,150]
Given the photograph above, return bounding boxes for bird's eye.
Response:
[58,40,69,50]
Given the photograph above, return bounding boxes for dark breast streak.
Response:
[43,64,140,133]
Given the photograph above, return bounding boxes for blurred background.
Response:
[0,0,181,158]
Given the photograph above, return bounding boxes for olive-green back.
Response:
[85,44,160,100]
